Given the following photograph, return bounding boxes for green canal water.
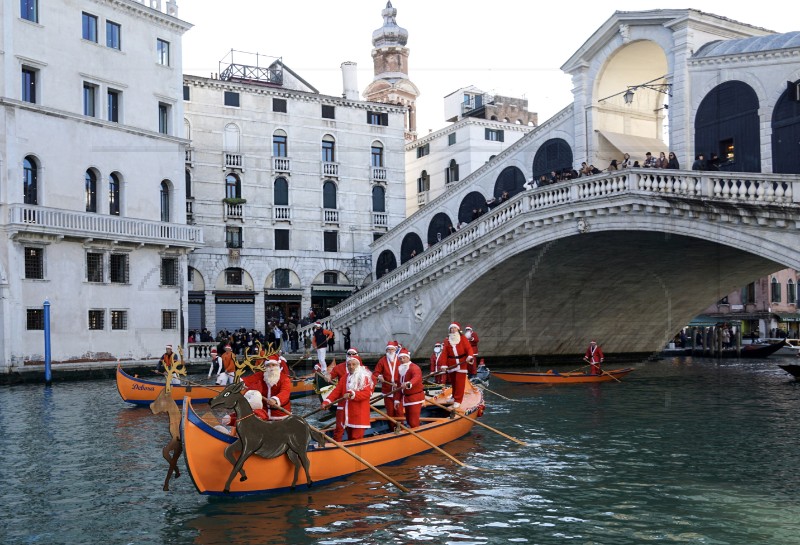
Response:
[1,355,799,544]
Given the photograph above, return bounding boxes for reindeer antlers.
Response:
[163,347,188,393]
[233,341,280,383]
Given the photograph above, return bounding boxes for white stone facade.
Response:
[183,66,407,335]
[1,0,197,369]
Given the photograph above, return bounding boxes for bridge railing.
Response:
[342,169,798,318]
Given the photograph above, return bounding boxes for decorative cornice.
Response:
[104,0,192,33]
[405,118,534,151]
[688,47,800,67]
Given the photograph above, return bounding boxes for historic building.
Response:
[405,86,537,218]
[2,0,198,369]
[182,50,406,333]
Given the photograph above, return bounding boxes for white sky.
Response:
[179,1,792,134]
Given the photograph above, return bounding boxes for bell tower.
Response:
[363,1,420,141]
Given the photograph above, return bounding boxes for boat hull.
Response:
[493,368,634,384]
[181,385,484,495]
[778,364,800,379]
[116,365,317,405]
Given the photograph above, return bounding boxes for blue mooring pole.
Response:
[44,300,52,386]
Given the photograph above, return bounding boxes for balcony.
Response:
[322,208,339,225]
[7,204,203,248]
[224,152,243,170]
[273,205,291,222]
[273,156,291,173]
[186,199,194,223]
[322,162,339,178]
[185,148,193,164]
[223,200,245,221]
[373,212,388,228]
[371,166,387,182]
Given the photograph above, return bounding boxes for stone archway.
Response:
[400,232,424,264]
[376,250,397,279]
[427,212,453,246]
[773,80,800,174]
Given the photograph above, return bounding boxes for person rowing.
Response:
[583,340,604,375]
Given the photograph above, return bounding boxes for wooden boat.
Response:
[116,365,317,406]
[493,367,634,384]
[778,364,800,379]
[180,383,485,495]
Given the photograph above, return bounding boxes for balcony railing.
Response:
[186,199,194,223]
[322,208,339,224]
[322,162,339,177]
[8,204,203,247]
[371,166,387,181]
[373,212,388,228]
[224,152,243,169]
[185,148,193,163]
[273,156,291,173]
[273,205,291,221]
[224,202,244,221]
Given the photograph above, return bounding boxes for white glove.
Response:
[220,414,231,425]
[405,382,412,389]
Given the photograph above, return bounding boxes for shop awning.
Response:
[775,312,800,322]
[687,315,742,327]
[597,130,668,159]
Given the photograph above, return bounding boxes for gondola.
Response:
[115,364,317,405]
[493,367,634,384]
[778,364,800,380]
[180,383,485,495]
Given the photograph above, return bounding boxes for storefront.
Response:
[310,284,355,317]
[265,289,302,323]
[214,292,255,332]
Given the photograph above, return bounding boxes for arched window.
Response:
[371,141,384,167]
[323,180,337,209]
[376,250,397,279]
[273,129,287,157]
[85,169,98,212]
[417,170,430,193]
[445,159,459,183]
[274,177,289,206]
[23,156,38,205]
[160,180,170,222]
[400,232,424,264]
[771,277,782,303]
[427,212,453,246]
[789,279,797,305]
[493,166,526,199]
[532,138,573,181]
[109,172,121,216]
[372,185,385,212]
[322,134,335,162]
[225,173,241,199]
[185,169,192,199]
[458,191,488,224]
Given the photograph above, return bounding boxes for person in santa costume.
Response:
[241,355,292,419]
[220,389,269,429]
[464,326,480,376]
[394,348,424,428]
[583,340,604,375]
[321,354,374,440]
[441,322,474,408]
[321,347,360,441]
[373,340,402,421]
[429,342,447,384]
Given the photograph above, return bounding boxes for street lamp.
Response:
[598,75,672,105]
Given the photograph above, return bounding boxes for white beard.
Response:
[448,332,461,346]
[264,366,281,387]
[465,331,473,340]
[399,362,411,376]
[386,351,397,363]
[347,366,372,392]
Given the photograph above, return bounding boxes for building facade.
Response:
[2,0,198,369]
[183,54,406,335]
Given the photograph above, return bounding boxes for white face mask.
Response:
[434,347,442,354]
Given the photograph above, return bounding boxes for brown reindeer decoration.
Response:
[209,381,328,493]
[149,346,186,491]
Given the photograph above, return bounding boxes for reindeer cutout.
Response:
[209,381,328,493]
[233,343,275,383]
[162,347,187,392]
[149,385,182,491]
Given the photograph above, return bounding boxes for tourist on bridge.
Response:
[442,322,474,409]
[394,349,424,428]
[583,340,604,375]
[430,342,447,384]
[374,340,402,421]
[322,354,374,441]
[667,152,680,169]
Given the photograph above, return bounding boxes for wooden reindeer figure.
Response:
[209,381,328,493]
[233,346,267,383]
[149,346,187,491]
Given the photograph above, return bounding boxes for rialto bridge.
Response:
[312,10,800,358]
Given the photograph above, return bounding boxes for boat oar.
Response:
[369,404,472,469]
[473,383,518,402]
[425,397,527,447]
[302,395,349,419]
[289,350,312,370]
[566,363,591,374]
[601,369,622,383]
[273,405,409,493]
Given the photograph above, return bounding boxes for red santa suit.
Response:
[323,360,350,441]
[464,326,480,375]
[394,354,424,428]
[584,342,604,375]
[430,344,447,385]
[442,323,474,405]
[322,357,374,440]
[242,361,292,420]
[372,341,402,419]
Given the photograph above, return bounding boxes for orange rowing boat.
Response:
[493,367,634,384]
[181,383,485,495]
[116,364,318,405]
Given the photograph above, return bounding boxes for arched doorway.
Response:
[772,80,800,174]
[695,81,760,172]
[376,250,397,279]
[400,232,424,263]
[532,138,573,181]
[427,212,453,245]
[493,166,526,199]
[458,191,487,224]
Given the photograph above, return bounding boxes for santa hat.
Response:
[386,340,400,350]
[243,390,263,410]
[346,354,363,366]
[265,355,281,365]
[434,342,443,347]
[225,344,232,350]
[464,325,473,331]
[313,322,322,328]
[210,348,218,356]
[590,340,597,344]
[346,347,359,356]
[398,348,411,359]
[165,344,173,350]
[449,323,461,331]
[279,355,287,363]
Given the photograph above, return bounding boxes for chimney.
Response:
[341,62,359,101]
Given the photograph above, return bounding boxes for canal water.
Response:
[2,355,800,545]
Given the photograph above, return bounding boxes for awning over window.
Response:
[775,312,800,322]
[687,315,742,327]
[597,130,668,159]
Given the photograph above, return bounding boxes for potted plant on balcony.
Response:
[222,197,247,205]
